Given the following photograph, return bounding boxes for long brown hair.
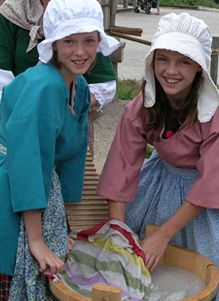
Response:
[49,48,61,69]
[138,71,203,132]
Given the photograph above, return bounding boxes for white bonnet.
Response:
[37,0,120,63]
[144,12,219,123]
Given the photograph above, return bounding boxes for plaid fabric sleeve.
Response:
[0,275,12,301]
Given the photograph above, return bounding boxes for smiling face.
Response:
[154,49,201,108]
[53,31,99,86]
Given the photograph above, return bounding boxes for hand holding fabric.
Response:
[29,238,64,274]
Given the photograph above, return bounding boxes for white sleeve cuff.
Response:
[88,80,116,110]
[0,69,14,102]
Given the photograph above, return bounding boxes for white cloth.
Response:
[37,0,120,63]
[89,80,116,111]
[0,69,14,102]
[144,12,219,123]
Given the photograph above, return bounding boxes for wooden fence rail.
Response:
[110,26,219,85]
[211,36,219,85]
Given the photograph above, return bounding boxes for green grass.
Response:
[146,145,154,158]
[127,0,219,8]
[161,0,219,8]
[117,79,141,100]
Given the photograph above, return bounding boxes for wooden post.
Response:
[110,0,117,27]
[109,0,126,78]
[92,284,122,301]
[98,0,110,30]
[123,0,129,8]
[210,36,219,85]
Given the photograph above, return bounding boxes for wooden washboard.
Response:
[65,151,108,231]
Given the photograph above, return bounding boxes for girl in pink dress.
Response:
[97,12,219,300]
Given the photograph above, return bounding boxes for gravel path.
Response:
[93,98,127,173]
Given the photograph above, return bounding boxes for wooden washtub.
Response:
[49,152,219,301]
[49,242,219,301]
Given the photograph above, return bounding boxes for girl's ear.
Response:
[52,42,57,51]
[197,65,202,72]
[98,32,101,42]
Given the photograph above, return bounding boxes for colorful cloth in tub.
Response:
[60,219,152,301]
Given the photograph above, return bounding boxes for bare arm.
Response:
[90,93,99,109]
[142,201,203,271]
[108,200,126,221]
[23,210,64,274]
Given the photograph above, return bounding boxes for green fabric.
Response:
[84,52,116,84]
[0,63,90,275]
[0,14,39,75]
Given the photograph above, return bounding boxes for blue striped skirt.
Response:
[125,152,219,300]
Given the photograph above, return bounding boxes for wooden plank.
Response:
[49,281,122,301]
[65,150,109,231]
[92,284,121,301]
[110,31,151,46]
[109,25,143,36]
[49,279,91,301]
[210,36,219,85]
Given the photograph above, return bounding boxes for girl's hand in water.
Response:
[141,231,170,271]
[141,202,203,271]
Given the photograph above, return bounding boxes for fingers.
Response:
[141,232,170,272]
[145,252,160,271]
[39,254,64,274]
[30,239,65,274]
[67,237,74,252]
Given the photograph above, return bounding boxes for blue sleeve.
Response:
[56,140,88,202]
[7,117,58,212]
[4,70,67,212]
[56,77,90,202]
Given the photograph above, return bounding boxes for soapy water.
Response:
[148,264,205,301]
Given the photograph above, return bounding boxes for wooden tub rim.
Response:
[182,264,219,301]
[160,243,219,301]
[49,244,219,301]
[49,280,122,301]
[49,278,91,301]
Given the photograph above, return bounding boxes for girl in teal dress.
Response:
[0,0,119,300]
[0,0,117,158]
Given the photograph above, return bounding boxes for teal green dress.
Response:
[0,63,90,276]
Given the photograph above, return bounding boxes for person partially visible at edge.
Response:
[0,0,120,300]
[97,12,219,300]
[155,0,160,15]
[84,52,117,157]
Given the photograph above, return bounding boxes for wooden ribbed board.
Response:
[65,151,108,231]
